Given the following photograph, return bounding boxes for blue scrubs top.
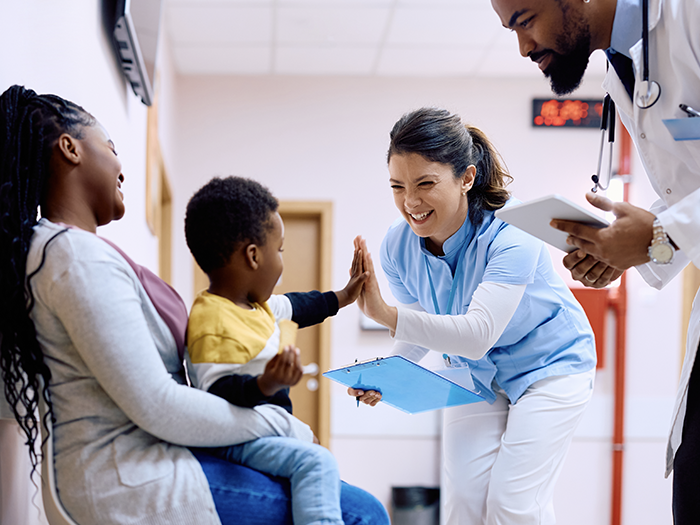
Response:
[380,200,597,404]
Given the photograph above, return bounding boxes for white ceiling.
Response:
[165,0,607,78]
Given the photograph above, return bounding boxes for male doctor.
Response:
[490,0,700,521]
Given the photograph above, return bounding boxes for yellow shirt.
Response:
[186,291,292,391]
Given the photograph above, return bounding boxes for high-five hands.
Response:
[336,239,369,308]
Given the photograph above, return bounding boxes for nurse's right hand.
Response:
[354,237,398,332]
[348,387,382,406]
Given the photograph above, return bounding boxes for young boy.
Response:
[184,176,366,525]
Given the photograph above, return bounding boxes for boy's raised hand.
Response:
[258,346,304,396]
[335,237,369,308]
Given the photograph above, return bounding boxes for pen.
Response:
[354,359,360,408]
[680,103,700,118]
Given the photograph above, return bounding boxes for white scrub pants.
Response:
[441,369,595,525]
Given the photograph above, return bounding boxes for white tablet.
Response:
[494,194,609,253]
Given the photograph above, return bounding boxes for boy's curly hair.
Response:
[185,176,279,273]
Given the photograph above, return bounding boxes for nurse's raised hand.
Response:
[551,192,655,270]
[357,238,398,332]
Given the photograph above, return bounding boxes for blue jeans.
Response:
[209,437,341,525]
[191,446,389,525]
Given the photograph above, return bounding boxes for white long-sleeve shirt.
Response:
[394,282,527,361]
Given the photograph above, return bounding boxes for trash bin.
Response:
[391,486,439,525]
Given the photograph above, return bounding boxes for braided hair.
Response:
[387,107,512,226]
[0,85,95,475]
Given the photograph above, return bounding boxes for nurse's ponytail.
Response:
[464,125,512,225]
[388,107,511,225]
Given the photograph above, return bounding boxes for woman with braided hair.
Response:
[0,85,389,525]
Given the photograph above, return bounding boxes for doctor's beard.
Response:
[539,13,592,95]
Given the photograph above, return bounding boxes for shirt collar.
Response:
[420,213,473,271]
[608,0,642,58]
[442,213,473,258]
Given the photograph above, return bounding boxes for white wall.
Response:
[0,0,158,270]
[166,74,680,524]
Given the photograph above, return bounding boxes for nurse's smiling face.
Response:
[389,152,474,255]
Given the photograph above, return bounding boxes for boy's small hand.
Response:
[335,236,369,309]
[258,346,304,396]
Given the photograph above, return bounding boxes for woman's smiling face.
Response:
[77,122,125,227]
[388,152,473,254]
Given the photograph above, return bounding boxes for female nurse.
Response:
[352,107,596,525]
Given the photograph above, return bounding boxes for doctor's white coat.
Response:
[602,0,700,476]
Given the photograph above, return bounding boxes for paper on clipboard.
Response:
[663,118,700,141]
[323,355,484,414]
[495,194,608,253]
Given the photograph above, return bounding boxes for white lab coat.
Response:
[602,0,700,476]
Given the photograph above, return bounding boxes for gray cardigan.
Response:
[27,220,313,525]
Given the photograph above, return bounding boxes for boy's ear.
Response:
[56,133,80,166]
[245,244,260,270]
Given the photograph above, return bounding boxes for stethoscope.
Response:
[591,0,661,192]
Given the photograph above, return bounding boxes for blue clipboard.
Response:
[323,355,485,414]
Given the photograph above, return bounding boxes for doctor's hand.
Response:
[551,192,655,271]
[355,237,398,332]
[562,250,624,288]
[347,387,382,407]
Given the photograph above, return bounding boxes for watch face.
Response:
[651,243,674,264]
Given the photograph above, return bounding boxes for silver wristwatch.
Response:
[648,218,674,265]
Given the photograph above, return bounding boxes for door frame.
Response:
[146,89,173,285]
[277,201,333,447]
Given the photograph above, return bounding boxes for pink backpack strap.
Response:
[100,237,188,361]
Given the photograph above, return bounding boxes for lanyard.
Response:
[424,251,465,316]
